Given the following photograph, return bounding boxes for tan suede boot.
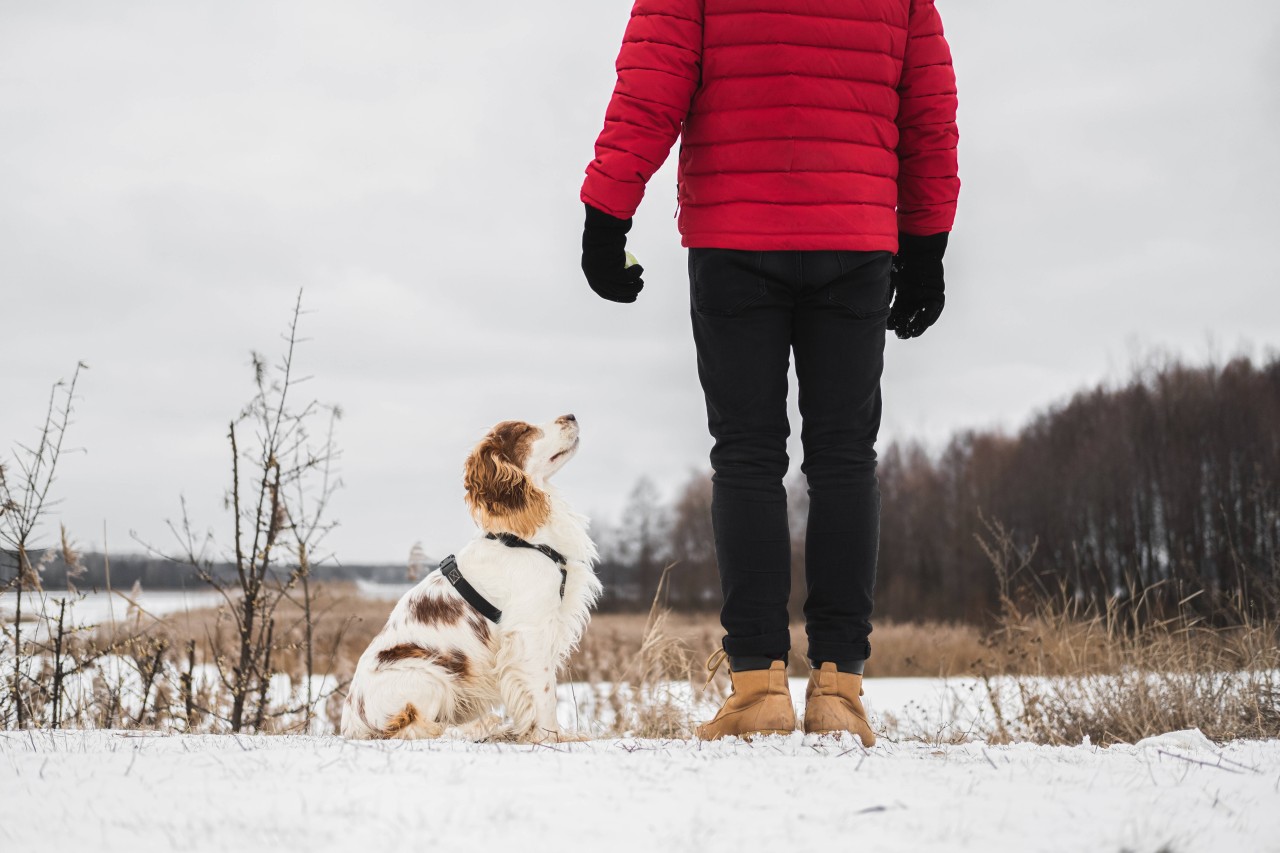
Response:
[695,653,796,741]
[803,662,876,746]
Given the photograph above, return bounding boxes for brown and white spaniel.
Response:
[341,414,601,742]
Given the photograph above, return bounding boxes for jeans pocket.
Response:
[689,248,767,317]
[827,251,893,320]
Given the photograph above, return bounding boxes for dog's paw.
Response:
[549,731,595,743]
[519,727,594,745]
[445,714,508,742]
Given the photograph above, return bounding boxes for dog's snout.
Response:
[557,413,577,425]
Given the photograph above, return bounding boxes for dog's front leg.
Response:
[496,633,560,742]
[500,666,559,742]
[531,671,560,737]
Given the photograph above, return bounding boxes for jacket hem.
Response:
[680,232,901,253]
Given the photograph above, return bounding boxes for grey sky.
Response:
[2,0,1277,565]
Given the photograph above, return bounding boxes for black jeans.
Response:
[689,248,891,664]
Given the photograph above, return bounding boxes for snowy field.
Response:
[2,729,1278,853]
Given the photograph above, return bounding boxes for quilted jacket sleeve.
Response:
[895,0,959,237]
[581,0,704,220]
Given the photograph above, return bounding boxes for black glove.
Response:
[581,202,645,303]
[887,232,948,339]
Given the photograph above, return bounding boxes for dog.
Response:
[341,414,601,742]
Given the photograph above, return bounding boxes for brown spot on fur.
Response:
[412,592,466,626]
[383,703,418,736]
[466,610,492,644]
[437,649,470,679]
[463,421,551,538]
[377,643,438,665]
[376,643,470,679]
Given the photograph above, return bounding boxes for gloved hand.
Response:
[888,232,949,339]
[581,202,644,303]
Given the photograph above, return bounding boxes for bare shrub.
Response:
[1,362,87,728]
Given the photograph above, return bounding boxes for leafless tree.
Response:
[667,470,716,609]
[615,476,671,607]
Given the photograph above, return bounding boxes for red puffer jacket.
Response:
[581,0,959,252]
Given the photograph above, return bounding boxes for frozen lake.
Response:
[0,588,228,629]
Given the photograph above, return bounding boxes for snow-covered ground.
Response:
[2,729,1277,853]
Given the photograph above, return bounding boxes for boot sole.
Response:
[696,728,795,742]
[738,729,794,741]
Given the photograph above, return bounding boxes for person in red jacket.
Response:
[581,0,958,743]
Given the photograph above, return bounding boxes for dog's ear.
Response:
[463,428,550,539]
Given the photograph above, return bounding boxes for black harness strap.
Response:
[485,531,568,567]
[438,534,571,625]
[438,554,502,624]
[486,532,569,599]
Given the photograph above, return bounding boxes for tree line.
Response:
[595,354,1280,624]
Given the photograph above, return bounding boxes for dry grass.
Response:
[575,613,986,679]
[572,611,719,682]
[805,619,988,678]
[967,518,1280,745]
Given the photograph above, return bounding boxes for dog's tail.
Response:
[343,665,460,740]
[382,702,445,740]
[342,697,446,740]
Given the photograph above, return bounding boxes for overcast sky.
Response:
[2,0,1277,566]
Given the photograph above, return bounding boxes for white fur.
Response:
[341,416,601,742]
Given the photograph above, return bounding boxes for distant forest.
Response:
[591,354,1280,624]
[5,354,1278,625]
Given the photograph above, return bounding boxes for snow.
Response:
[2,730,1277,852]
[1134,728,1222,753]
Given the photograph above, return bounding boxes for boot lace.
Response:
[703,648,728,690]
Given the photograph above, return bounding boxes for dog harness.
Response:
[437,533,569,624]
